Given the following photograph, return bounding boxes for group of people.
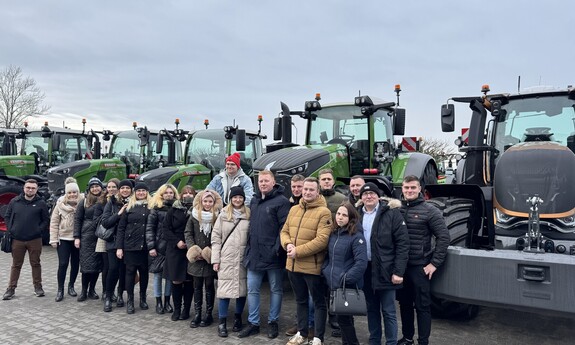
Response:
[2,152,450,345]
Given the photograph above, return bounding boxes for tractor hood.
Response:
[252,146,330,174]
[494,141,575,216]
[136,167,179,193]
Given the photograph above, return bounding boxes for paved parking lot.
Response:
[0,246,573,344]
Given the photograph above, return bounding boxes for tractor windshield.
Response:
[186,130,257,174]
[307,104,393,146]
[493,95,575,154]
[110,131,183,171]
[21,131,90,165]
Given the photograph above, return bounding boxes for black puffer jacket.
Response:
[244,184,291,271]
[74,199,105,273]
[116,203,150,252]
[145,203,172,273]
[400,194,450,268]
[358,200,410,290]
[101,197,125,251]
[163,201,189,244]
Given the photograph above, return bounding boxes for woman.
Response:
[50,182,83,302]
[101,179,132,312]
[74,177,107,302]
[321,202,368,345]
[163,185,196,321]
[116,182,151,314]
[97,178,120,304]
[211,186,250,337]
[146,183,179,315]
[185,189,222,328]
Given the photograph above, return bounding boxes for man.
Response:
[289,174,305,207]
[206,152,254,205]
[318,168,346,335]
[2,179,50,300]
[280,177,332,345]
[239,170,291,339]
[397,175,450,345]
[318,169,346,215]
[358,182,410,345]
[348,175,365,205]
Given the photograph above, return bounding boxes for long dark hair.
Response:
[332,201,360,235]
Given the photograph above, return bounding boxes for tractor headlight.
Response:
[495,208,516,224]
[278,163,308,175]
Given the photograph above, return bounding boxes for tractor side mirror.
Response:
[52,134,61,152]
[236,129,246,151]
[273,117,282,141]
[393,108,406,136]
[441,104,455,132]
[156,133,163,154]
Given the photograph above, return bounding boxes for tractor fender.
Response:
[0,175,27,187]
[393,152,438,187]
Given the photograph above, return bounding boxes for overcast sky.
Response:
[2,1,574,146]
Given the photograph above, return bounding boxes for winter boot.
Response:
[55,287,64,302]
[87,288,99,300]
[171,283,183,321]
[218,318,228,337]
[116,289,125,307]
[200,287,214,327]
[232,313,243,332]
[104,294,113,312]
[127,294,135,314]
[77,288,88,302]
[156,297,164,314]
[180,282,193,320]
[190,299,202,328]
[164,296,173,313]
[140,292,149,310]
[67,283,77,297]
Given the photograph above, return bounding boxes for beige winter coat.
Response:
[211,209,249,299]
[49,195,83,244]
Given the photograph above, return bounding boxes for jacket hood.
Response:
[355,196,401,209]
[299,194,327,209]
[218,167,247,179]
[193,189,223,213]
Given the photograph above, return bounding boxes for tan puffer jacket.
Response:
[280,195,332,275]
[211,209,250,299]
[49,195,84,244]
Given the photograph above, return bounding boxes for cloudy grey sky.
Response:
[1,1,574,145]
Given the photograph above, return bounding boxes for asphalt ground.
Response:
[0,246,573,345]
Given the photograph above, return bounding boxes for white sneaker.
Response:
[286,331,307,345]
[310,337,323,345]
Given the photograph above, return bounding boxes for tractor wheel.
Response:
[421,163,438,187]
[0,185,23,232]
[427,196,478,320]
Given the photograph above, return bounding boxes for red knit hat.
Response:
[225,152,241,168]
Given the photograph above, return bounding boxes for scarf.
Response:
[233,208,243,220]
[192,208,214,236]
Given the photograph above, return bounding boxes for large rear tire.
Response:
[0,185,23,232]
[427,196,479,320]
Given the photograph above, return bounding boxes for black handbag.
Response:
[1,232,13,253]
[329,274,367,316]
[95,221,115,242]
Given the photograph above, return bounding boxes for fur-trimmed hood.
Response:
[355,196,401,209]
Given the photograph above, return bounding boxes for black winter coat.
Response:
[116,203,150,252]
[74,200,105,273]
[244,184,291,271]
[322,224,368,290]
[359,201,410,290]
[163,200,190,281]
[5,194,49,241]
[145,204,171,273]
[101,197,124,251]
[400,195,450,268]
[185,215,215,278]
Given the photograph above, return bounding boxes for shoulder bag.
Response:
[329,274,367,316]
[95,220,115,242]
[1,232,13,253]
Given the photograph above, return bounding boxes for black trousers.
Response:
[125,250,149,296]
[288,271,327,341]
[396,265,432,345]
[56,240,79,289]
[105,249,126,295]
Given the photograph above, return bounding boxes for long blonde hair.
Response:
[149,184,179,209]
[223,202,250,221]
[126,190,151,210]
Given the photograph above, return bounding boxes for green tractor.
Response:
[252,88,438,197]
[45,120,187,199]
[426,84,575,319]
[136,119,266,193]
[0,122,101,240]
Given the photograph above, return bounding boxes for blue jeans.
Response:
[218,296,247,318]
[153,272,172,297]
[364,263,398,345]
[247,268,284,325]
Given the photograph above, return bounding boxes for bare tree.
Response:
[419,137,458,163]
[0,65,50,128]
